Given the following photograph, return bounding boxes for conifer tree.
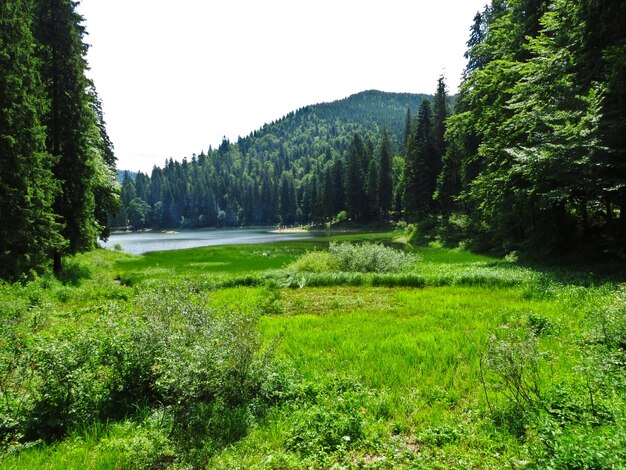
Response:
[367,158,379,222]
[432,77,448,170]
[404,100,435,220]
[345,133,367,221]
[279,171,297,225]
[34,0,106,269]
[377,129,393,219]
[0,0,64,279]
[402,108,412,156]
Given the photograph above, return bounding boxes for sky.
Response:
[77,0,487,173]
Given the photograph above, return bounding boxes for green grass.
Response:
[264,285,571,405]
[1,230,625,469]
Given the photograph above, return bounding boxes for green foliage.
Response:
[287,241,419,276]
[286,387,365,456]
[0,0,64,280]
[34,0,108,257]
[0,276,278,463]
[112,92,429,231]
[2,230,626,468]
[0,0,119,280]
[484,324,549,413]
[404,99,437,220]
[286,250,339,273]
[482,287,626,467]
[328,242,419,273]
[418,424,460,447]
[440,0,626,254]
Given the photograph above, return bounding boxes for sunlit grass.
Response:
[262,286,569,409]
[2,230,625,469]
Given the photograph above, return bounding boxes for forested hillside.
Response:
[113,91,432,229]
[116,0,626,255]
[0,0,119,280]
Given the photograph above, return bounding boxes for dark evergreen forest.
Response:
[1,0,625,281]
[113,90,431,230]
[0,0,119,280]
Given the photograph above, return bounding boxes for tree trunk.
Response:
[53,251,62,274]
[620,188,626,231]
[580,202,590,238]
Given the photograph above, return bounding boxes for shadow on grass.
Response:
[56,257,92,285]
[517,252,626,287]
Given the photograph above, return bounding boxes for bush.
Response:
[286,378,366,456]
[0,280,278,458]
[484,326,549,414]
[329,242,419,273]
[287,251,339,273]
[287,242,419,276]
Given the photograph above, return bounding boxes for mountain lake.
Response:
[100,227,314,255]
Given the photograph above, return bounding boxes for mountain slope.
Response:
[115,90,433,229]
[239,90,430,159]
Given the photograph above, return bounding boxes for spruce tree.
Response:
[0,0,64,279]
[432,77,448,171]
[88,83,120,240]
[404,100,435,220]
[366,158,379,222]
[279,171,296,225]
[34,0,102,269]
[377,129,393,219]
[402,108,412,156]
[431,77,448,215]
[345,133,367,221]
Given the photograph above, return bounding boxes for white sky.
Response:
[77,0,487,173]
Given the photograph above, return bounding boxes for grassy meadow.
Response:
[1,230,625,469]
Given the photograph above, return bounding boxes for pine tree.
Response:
[345,133,367,221]
[464,9,488,76]
[432,77,448,169]
[279,171,297,225]
[404,100,435,220]
[322,167,334,219]
[580,0,626,235]
[88,83,120,240]
[431,76,449,214]
[34,0,105,269]
[366,158,379,222]
[377,129,393,219]
[0,0,64,279]
[402,108,412,156]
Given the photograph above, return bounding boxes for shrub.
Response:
[286,396,363,456]
[0,280,278,457]
[287,251,339,273]
[287,242,419,275]
[483,326,550,414]
[328,242,419,273]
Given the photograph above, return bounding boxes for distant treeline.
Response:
[116,0,626,254]
[0,0,119,280]
[113,91,433,229]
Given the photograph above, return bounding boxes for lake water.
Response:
[100,227,314,255]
